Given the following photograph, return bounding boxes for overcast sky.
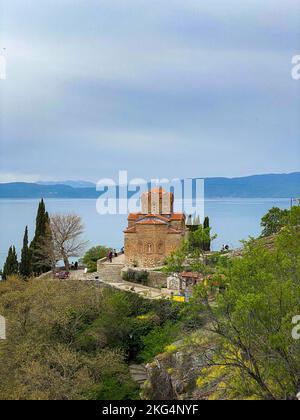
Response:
[0,0,299,183]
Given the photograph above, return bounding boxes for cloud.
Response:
[0,172,43,183]
[0,0,299,181]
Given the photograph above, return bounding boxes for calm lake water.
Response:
[0,198,291,270]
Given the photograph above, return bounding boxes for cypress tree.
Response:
[20,226,31,278]
[30,199,52,274]
[203,216,211,252]
[3,246,19,279]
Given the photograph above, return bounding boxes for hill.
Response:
[0,173,299,199]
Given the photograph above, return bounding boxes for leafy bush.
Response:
[138,321,182,363]
[260,207,290,237]
[82,245,111,272]
[122,268,149,285]
[193,218,300,400]
[0,277,186,400]
[0,280,139,400]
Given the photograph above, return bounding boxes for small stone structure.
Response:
[167,272,203,291]
[0,315,6,340]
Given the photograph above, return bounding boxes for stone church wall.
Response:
[125,225,183,268]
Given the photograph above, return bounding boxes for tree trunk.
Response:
[63,254,70,271]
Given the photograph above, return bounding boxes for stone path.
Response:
[129,364,148,387]
[69,269,171,300]
[98,279,171,299]
[103,253,125,265]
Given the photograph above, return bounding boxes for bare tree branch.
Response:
[50,214,88,271]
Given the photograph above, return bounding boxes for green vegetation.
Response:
[82,245,111,272]
[2,199,54,278]
[2,246,19,280]
[187,222,215,254]
[192,205,300,400]
[0,278,184,400]
[164,223,216,275]
[122,268,149,285]
[139,321,181,363]
[19,226,31,278]
[203,216,211,251]
[30,199,52,274]
[1,204,299,400]
[260,206,290,237]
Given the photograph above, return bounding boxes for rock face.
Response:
[141,332,217,400]
[142,359,177,400]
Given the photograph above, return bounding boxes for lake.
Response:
[0,198,291,270]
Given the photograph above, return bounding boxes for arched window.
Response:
[145,243,154,254]
[157,241,165,254]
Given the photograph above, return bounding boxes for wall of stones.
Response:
[125,224,184,268]
[121,267,168,288]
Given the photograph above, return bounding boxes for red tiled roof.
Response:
[139,214,170,222]
[128,212,185,221]
[124,226,136,233]
[169,213,185,221]
[128,213,143,220]
[136,219,167,225]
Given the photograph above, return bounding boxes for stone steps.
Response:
[97,263,124,283]
[129,364,148,386]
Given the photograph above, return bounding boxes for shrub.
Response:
[123,269,149,285]
[138,321,181,363]
[82,246,111,272]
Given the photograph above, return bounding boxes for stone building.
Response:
[124,188,186,268]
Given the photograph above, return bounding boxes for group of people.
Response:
[70,261,79,270]
[221,244,230,252]
[107,247,124,263]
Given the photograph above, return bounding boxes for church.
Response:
[124,187,186,268]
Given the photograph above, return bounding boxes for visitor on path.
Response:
[113,249,118,258]
[74,261,78,270]
[121,246,124,254]
[108,251,113,263]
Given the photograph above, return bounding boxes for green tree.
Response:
[82,245,111,273]
[188,224,215,253]
[2,246,19,279]
[194,222,300,400]
[139,321,181,363]
[289,203,300,227]
[0,280,139,400]
[203,216,211,251]
[260,207,289,237]
[30,199,52,274]
[19,226,31,278]
[164,241,188,273]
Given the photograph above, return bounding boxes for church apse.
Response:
[124,188,186,268]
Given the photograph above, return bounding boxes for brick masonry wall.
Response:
[125,224,184,268]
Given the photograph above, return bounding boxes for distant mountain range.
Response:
[38,180,95,189]
[0,173,299,199]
